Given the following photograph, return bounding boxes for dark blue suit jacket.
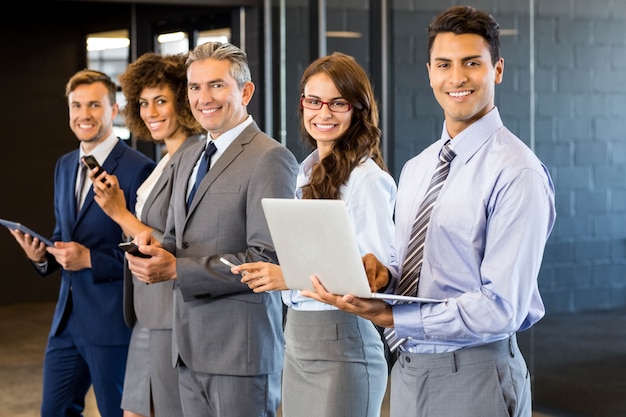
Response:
[39,139,154,346]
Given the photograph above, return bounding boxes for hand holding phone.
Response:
[118,242,152,258]
[81,155,109,186]
[81,155,103,176]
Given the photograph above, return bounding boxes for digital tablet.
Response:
[261,198,442,303]
[0,218,54,246]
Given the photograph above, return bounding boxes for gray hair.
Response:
[186,42,251,88]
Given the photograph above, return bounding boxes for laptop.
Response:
[261,198,441,303]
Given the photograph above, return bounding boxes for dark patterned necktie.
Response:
[384,140,456,353]
[76,162,88,211]
[187,141,217,211]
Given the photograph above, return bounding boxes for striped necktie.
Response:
[76,162,88,211]
[384,140,456,353]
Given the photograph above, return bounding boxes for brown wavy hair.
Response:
[298,52,387,200]
[118,52,203,141]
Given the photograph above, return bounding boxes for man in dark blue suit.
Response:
[8,69,154,417]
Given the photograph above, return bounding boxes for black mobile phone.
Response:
[118,242,152,258]
[81,155,105,180]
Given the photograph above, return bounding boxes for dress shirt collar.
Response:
[440,106,503,164]
[208,115,253,155]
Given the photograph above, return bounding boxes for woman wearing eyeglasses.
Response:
[230,52,397,417]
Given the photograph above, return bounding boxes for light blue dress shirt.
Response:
[390,107,556,353]
[282,150,397,311]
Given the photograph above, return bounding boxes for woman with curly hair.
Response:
[232,52,397,417]
[89,51,203,417]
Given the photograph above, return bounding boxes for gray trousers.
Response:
[390,335,531,417]
[178,364,281,417]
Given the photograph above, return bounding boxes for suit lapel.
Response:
[68,152,82,221]
[143,137,199,222]
[142,170,168,222]
[182,142,207,216]
[186,123,259,214]
[76,139,123,223]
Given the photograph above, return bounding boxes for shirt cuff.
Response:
[34,260,48,272]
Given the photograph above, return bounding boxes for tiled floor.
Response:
[0,302,99,417]
[518,307,626,417]
[1,301,624,417]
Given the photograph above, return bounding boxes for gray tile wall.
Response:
[389,0,626,313]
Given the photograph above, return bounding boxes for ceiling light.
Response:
[157,32,187,43]
[326,31,362,38]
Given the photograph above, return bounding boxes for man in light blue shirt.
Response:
[303,6,556,417]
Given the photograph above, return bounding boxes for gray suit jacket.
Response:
[162,121,298,375]
[123,136,203,329]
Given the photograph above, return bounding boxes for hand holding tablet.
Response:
[0,218,54,246]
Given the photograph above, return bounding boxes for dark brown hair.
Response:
[427,6,501,65]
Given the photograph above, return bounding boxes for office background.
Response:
[1,1,624,415]
[1,0,624,314]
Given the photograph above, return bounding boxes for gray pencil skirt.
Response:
[121,323,183,417]
[281,308,388,417]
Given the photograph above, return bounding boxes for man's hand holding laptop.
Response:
[300,253,395,328]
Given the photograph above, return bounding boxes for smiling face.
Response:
[68,81,117,150]
[139,85,180,141]
[427,32,504,138]
[186,58,254,139]
[302,72,353,158]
